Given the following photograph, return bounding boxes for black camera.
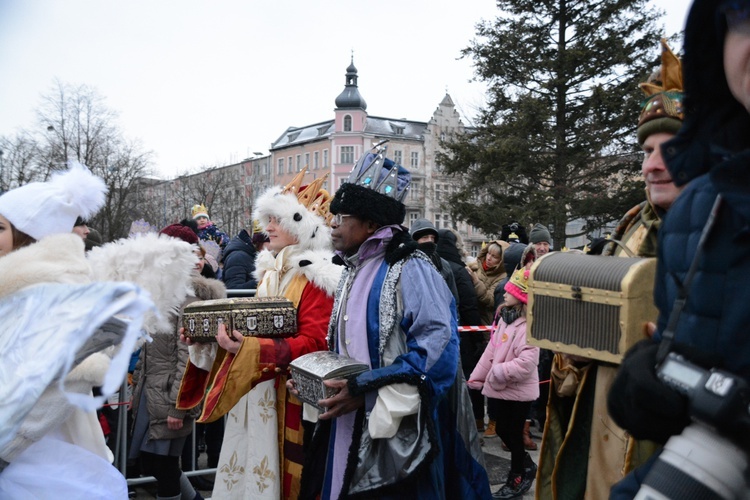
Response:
[634,352,750,499]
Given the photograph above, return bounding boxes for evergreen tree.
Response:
[438,0,665,247]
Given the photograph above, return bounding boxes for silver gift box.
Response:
[289,351,369,411]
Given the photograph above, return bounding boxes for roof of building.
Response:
[334,58,367,110]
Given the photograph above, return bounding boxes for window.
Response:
[435,183,444,201]
[313,151,319,170]
[323,149,329,167]
[410,180,420,201]
[254,165,260,175]
[341,146,354,164]
[434,213,451,230]
[344,115,352,132]
[305,153,310,170]
[288,156,293,173]
[296,154,302,172]
[263,163,269,175]
[411,152,419,168]
[408,212,419,226]
[277,158,284,175]
[393,150,403,165]
[471,245,479,259]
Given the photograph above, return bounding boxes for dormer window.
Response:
[344,115,352,132]
[394,126,404,135]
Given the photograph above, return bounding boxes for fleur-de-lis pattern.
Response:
[212,379,280,499]
[218,451,245,492]
[252,455,277,493]
[257,385,276,424]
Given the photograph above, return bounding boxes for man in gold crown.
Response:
[177,170,341,499]
[536,39,685,499]
[192,203,230,251]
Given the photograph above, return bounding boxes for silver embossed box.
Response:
[289,351,369,411]
[182,296,297,342]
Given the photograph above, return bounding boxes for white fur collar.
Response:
[254,247,341,296]
[0,233,90,300]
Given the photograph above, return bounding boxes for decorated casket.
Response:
[182,297,297,342]
[527,252,658,364]
[289,351,369,411]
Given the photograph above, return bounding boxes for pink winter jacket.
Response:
[467,316,540,402]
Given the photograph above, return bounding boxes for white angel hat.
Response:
[0,161,107,241]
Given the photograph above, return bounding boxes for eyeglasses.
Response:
[332,213,353,225]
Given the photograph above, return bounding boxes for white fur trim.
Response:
[253,247,341,296]
[252,186,332,252]
[0,234,90,300]
[294,250,342,296]
[87,233,198,334]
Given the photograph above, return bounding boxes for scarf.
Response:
[255,245,298,297]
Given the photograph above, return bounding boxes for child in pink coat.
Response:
[468,266,539,499]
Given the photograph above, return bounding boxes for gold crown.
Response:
[191,203,209,219]
[508,266,529,295]
[282,168,333,225]
[640,38,683,97]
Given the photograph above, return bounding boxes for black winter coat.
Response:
[221,229,258,290]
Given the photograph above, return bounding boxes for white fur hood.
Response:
[254,247,342,296]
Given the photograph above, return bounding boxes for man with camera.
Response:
[608,0,750,497]
[536,40,686,499]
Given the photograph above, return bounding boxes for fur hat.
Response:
[0,162,106,241]
[529,223,552,244]
[504,267,530,304]
[637,39,684,145]
[253,171,332,252]
[159,223,199,245]
[330,145,410,227]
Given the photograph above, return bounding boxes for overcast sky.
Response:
[0,0,692,179]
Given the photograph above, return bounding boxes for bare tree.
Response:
[0,79,155,241]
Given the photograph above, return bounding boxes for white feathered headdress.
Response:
[0,161,107,241]
[87,233,198,334]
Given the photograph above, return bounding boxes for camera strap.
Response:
[656,194,723,364]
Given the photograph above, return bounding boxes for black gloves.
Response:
[608,339,691,444]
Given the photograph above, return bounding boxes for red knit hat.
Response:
[159,223,199,245]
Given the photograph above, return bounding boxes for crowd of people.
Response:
[1,0,750,497]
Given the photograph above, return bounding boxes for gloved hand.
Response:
[608,339,691,444]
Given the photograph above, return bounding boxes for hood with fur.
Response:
[252,186,332,252]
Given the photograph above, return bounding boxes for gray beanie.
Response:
[529,223,551,244]
[410,218,439,242]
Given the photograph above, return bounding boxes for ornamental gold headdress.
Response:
[637,38,684,145]
[280,168,333,225]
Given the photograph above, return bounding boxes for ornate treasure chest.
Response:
[527,252,657,364]
[289,351,369,411]
[182,297,297,342]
